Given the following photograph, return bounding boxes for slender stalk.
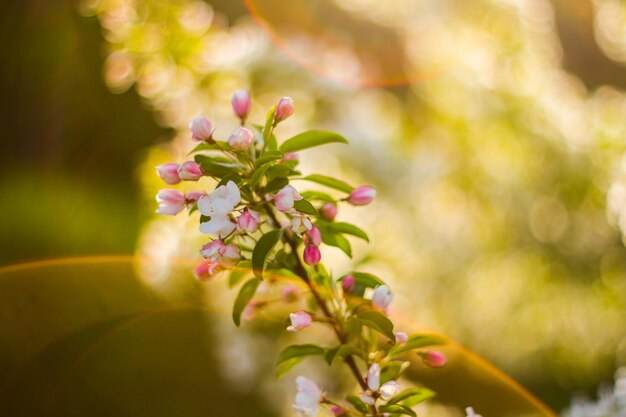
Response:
[263,205,369,392]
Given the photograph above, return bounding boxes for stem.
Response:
[263,205,369,392]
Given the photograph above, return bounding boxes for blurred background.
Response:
[2,0,626,415]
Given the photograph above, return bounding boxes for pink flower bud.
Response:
[275,97,294,122]
[330,406,345,416]
[394,332,408,346]
[303,244,321,265]
[156,163,181,185]
[341,274,355,292]
[287,311,312,332]
[372,285,393,311]
[228,127,254,150]
[237,208,260,234]
[419,350,446,368]
[319,202,337,221]
[242,300,260,321]
[231,90,251,120]
[178,161,203,181]
[281,284,300,302]
[348,185,376,206]
[306,226,322,246]
[185,191,206,202]
[156,189,186,215]
[283,152,299,161]
[274,185,302,212]
[194,260,220,280]
[189,116,213,141]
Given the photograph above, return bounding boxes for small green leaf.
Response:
[252,230,282,279]
[262,106,276,146]
[266,164,298,182]
[321,230,352,257]
[232,278,261,326]
[217,173,243,187]
[324,344,363,365]
[195,154,245,176]
[381,361,408,384]
[389,334,447,357]
[188,140,230,155]
[300,190,335,203]
[300,174,354,193]
[387,388,436,407]
[357,310,395,341]
[293,199,319,216]
[254,151,284,167]
[346,395,369,414]
[328,222,369,242]
[265,177,289,194]
[276,344,325,377]
[279,130,348,153]
[249,164,270,188]
[379,404,417,417]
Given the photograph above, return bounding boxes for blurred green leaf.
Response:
[390,334,447,357]
[387,387,436,407]
[293,199,319,216]
[279,130,348,153]
[232,278,261,326]
[347,394,369,414]
[300,174,354,193]
[357,310,395,341]
[252,230,282,279]
[328,222,369,242]
[276,344,325,377]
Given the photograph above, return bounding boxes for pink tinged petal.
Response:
[189,116,213,141]
[465,408,483,417]
[228,127,254,150]
[372,285,393,311]
[287,311,312,332]
[394,332,408,346]
[367,363,381,391]
[156,189,186,215]
[379,381,400,400]
[359,392,375,405]
[419,350,446,368]
[348,185,376,206]
[341,274,355,292]
[242,300,259,321]
[178,161,203,181]
[156,163,181,185]
[231,90,251,120]
[307,226,322,246]
[274,193,294,212]
[319,202,337,221]
[293,376,322,417]
[275,97,295,122]
[185,191,206,202]
[237,209,259,233]
[219,244,241,267]
[330,406,344,416]
[303,244,321,265]
[194,260,220,280]
[200,240,225,260]
[225,180,241,207]
[283,152,299,160]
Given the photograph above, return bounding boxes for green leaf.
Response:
[293,199,319,216]
[232,278,261,326]
[357,310,395,341]
[328,222,369,242]
[279,130,348,153]
[381,361,408,384]
[254,151,284,168]
[300,190,335,203]
[252,230,282,279]
[387,388,436,407]
[389,334,447,357]
[264,177,289,194]
[249,164,270,188]
[324,344,363,365]
[188,140,230,155]
[379,404,417,417]
[276,344,325,377]
[320,229,352,257]
[300,174,354,193]
[266,164,298,182]
[262,106,276,146]
[195,154,245,176]
[346,395,369,414]
[217,173,243,187]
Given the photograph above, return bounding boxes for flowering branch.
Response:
[155,90,450,417]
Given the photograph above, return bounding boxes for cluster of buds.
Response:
[154,91,451,417]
